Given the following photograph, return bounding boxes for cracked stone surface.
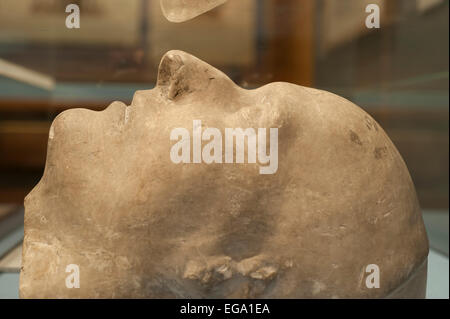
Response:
[160,0,227,23]
[20,50,429,298]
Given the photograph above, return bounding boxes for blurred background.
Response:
[0,0,448,298]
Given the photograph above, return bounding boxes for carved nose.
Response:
[157,50,217,101]
[157,51,189,100]
[156,50,235,103]
[157,51,185,82]
[133,50,214,105]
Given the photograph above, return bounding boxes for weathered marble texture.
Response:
[160,0,227,23]
[20,50,428,298]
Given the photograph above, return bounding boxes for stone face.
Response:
[20,50,429,298]
[160,0,227,23]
